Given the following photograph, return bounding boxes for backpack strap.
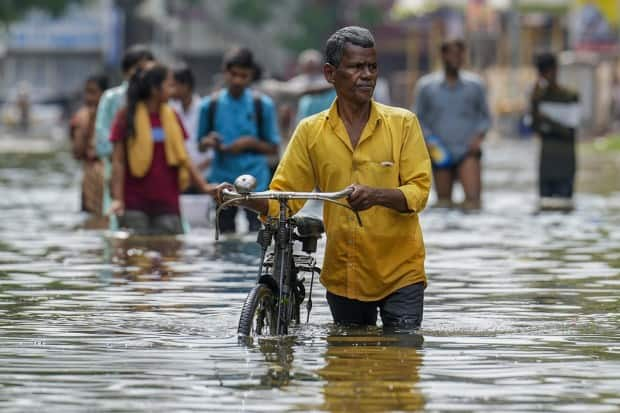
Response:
[252,90,264,141]
[206,90,220,134]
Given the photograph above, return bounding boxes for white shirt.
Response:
[170,95,211,166]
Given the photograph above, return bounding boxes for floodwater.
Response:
[1,139,619,412]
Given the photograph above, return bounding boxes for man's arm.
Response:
[468,81,492,152]
[94,91,114,158]
[215,120,314,217]
[109,140,125,215]
[412,80,434,139]
[346,114,431,214]
[396,114,432,213]
[347,185,409,213]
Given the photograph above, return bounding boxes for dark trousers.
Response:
[540,178,574,198]
[326,282,425,329]
[118,210,184,235]
[218,206,261,233]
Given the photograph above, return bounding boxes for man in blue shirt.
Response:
[414,39,491,210]
[197,47,280,233]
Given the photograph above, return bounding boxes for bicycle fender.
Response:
[258,275,279,293]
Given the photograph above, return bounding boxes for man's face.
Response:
[442,44,464,73]
[84,80,102,108]
[325,44,377,105]
[158,70,174,103]
[170,79,190,101]
[225,65,254,97]
[541,67,557,84]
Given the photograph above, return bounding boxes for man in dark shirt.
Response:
[530,52,580,211]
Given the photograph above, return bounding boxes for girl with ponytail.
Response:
[109,62,215,235]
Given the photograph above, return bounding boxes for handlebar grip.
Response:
[222,188,240,201]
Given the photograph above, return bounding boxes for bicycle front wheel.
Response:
[238,283,278,337]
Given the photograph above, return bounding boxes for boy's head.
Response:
[121,44,155,78]
[222,47,256,98]
[535,52,558,83]
[170,64,195,101]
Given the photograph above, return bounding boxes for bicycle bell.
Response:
[234,174,257,194]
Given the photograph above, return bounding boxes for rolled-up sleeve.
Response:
[94,91,114,157]
[265,120,316,218]
[413,81,433,139]
[474,82,492,136]
[397,114,432,213]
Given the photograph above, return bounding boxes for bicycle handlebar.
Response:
[215,187,362,240]
[221,187,354,202]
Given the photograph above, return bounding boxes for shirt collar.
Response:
[439,71,463,86]
[326,98,381,125]
[325,98,382,150]
[223,87,251,102]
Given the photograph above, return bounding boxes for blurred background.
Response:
[0,0,619,142]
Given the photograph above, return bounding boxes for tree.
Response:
[0,0,87,24]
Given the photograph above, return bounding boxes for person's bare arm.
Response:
[187,161,216,195]
[221,136,278,155]
[213,182,269,215]
[347,184,410,213]
[109,141,125,215]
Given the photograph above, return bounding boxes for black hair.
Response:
[222,47,257,71]
[172,64,195,90]
[325,26,375,68]
[121,44,155,74]
[86,74,109,92]
[125,63,169,139]
[440,38,466,54]
[535,51,557,74]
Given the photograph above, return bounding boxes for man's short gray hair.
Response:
[325,26,375,68]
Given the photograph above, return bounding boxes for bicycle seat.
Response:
[293,216,324,238]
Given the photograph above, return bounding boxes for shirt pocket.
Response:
[354,159,399,188]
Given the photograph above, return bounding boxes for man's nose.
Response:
[361,66,373,78]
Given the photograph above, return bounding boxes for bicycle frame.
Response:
[216,176,362,336]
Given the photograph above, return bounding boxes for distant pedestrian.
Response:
[69,74,108,216]
[169,63,214,226]
[94,45,154,225]
[414,38,491,210]
[169,64,211,182]
[530,52,580,210]
[197,47,280,233]
[293,49,336,126]
[108,63,215,235]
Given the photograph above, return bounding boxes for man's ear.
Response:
[323,63,336,84]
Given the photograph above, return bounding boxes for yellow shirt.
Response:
[267,99,431,301]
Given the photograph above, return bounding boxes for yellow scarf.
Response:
[126,102,190,191]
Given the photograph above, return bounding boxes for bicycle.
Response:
[215,174,362,337]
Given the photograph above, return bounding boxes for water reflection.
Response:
[318,330,425,412]
[249,329,427,412]
[108,235,184,282]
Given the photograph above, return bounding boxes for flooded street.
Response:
[1,138,619,412]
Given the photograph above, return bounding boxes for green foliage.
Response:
[279,4,338,53]
[0,0,88,24]
[227,0,274,27]
[358,3,383,28]
[278,1,385,53]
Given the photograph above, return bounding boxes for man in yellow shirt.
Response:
[215,26,431,328]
